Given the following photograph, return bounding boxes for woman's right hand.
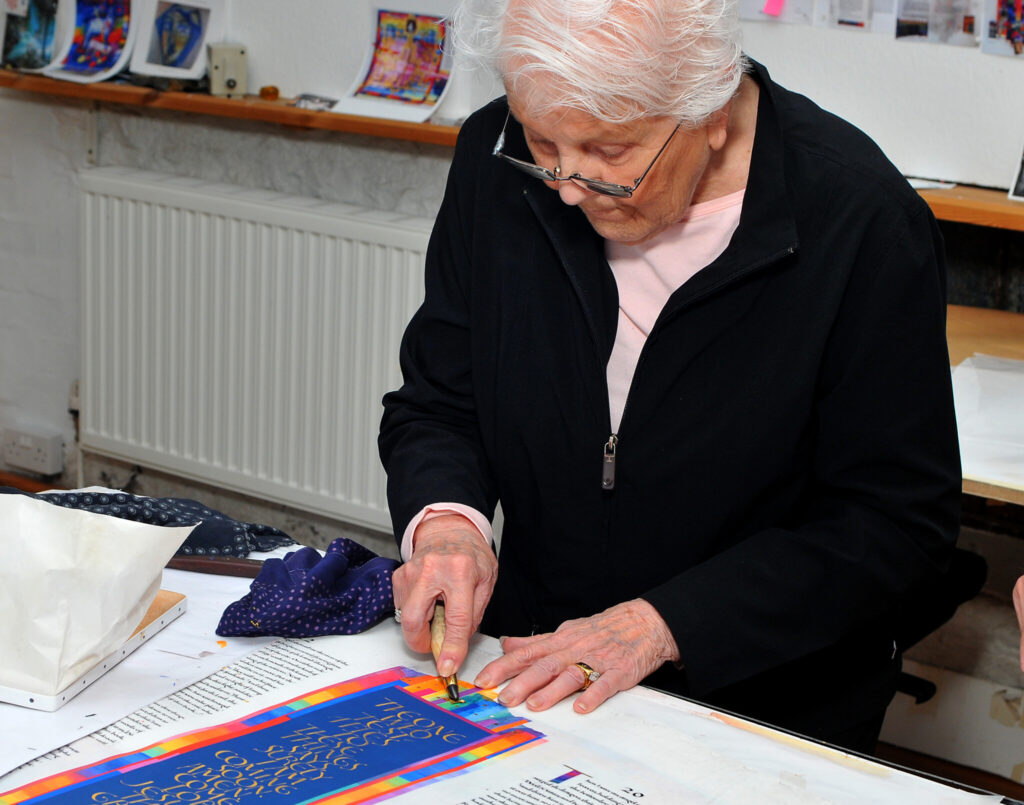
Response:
[392,514,498,678]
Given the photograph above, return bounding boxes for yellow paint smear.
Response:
[708,712,891,777]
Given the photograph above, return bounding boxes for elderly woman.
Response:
[379,0,961,752]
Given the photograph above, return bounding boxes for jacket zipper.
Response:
[601,434,618,490]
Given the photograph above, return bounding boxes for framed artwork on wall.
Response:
[129,0,224,80]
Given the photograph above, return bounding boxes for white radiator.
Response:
[78,167,431,532]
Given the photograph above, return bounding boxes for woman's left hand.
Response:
[473,599,680,714]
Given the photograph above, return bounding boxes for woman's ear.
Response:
[706,104,731,152]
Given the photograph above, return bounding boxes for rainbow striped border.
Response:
[1,667,544,805]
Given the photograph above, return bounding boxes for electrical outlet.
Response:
[208,43,247,98]
[2,428,64,475]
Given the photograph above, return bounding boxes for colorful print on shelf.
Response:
[64,0,130,74]
[356,10,449,105]
[130,0,222,80]
[152,1,205,69]
[1,0,57,70]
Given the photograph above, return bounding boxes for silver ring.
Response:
[553,165,562,176]
[393,608,402,624]
[574,662,600,691]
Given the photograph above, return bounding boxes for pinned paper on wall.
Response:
[331,4,453,123]
[895,0,977,43]
[42,0,136,83]
[982,0,1024,54]
[0,667,545,805]
[129,0,224,79]
[739,0,815,25]
[830,0,871,28]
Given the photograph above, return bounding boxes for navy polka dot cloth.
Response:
[0,487,295,558]
[216,537,399,637]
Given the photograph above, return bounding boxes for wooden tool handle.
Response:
[430,601,446,663]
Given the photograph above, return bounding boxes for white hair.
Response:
[449,0,746,126]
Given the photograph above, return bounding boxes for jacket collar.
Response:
[499,116,618,361]
[724,59,800,274]
[658,58,799,310]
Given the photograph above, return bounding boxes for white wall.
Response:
[741,23,1024,189]
[220,0,1023,188]
[0,93,90,467]
[1,0,1021,478]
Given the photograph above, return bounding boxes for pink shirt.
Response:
[605,190,744,431]
[401,190,745,559]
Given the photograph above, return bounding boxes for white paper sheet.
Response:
[1,621,1000,803]
[953,354,1024,493]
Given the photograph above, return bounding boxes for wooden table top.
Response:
[947,304,1024,366]
[947,305,1024,505]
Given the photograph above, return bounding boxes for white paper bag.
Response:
[0,494,194,696]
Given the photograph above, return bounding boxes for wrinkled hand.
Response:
[1014,575,1024,672]
[392,514,498,678]
[474,599,679,714]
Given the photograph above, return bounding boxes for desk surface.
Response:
[0,568,1005,805]
[948,305,1024,367]
[947,305,1024,506]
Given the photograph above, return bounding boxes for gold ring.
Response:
[574,662,600,691]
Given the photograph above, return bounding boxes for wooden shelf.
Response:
[0,69,460,147]
[918,185,1024,231]
[4,69,1024,231]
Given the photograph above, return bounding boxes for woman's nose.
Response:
[555,178,589,206]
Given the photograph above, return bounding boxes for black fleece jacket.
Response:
[379,60,961,742]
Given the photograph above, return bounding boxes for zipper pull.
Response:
[602,434,618,490]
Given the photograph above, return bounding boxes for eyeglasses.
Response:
[492,111,680,198]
